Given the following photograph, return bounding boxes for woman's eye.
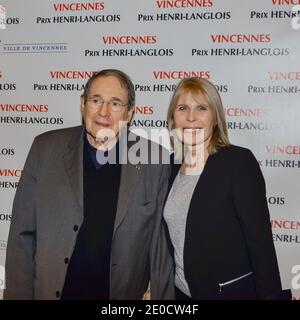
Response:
[197,105,207,111]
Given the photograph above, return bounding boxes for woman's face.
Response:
[173,90,215,147]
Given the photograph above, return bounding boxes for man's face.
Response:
[81,75,133,149]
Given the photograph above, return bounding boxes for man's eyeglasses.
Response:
[86,96,127,112]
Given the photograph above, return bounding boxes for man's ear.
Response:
[80,96,85,116]
[127,107,135,125]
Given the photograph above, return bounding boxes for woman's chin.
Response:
[182,138,205,147]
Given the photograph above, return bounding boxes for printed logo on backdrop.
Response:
[132,103,163,130]
[137,0,231,23]
[85,35,173,57]
[0,4,6,29]
[0,4,19,28]
[0,213,11,223]
[0,103,64,126]
[272,219,300,244]
[0,168,21,190]
[155,0,214,9]
[248,71,300,95]
[135,70,211,94]
[224,106,289,136]
[130,119,168,129]
[0,71,17,91]
[1,42,68,54]
[0,148,15,156]
[33,70,94,93]
[192,32,290,58]
[36,2,120,25]
[226,68,299,137]
[264,145,300,168]
[134,105,154,115]
[251,0,300,20]
[266,71,300,95]
[291,5,300,29]
[267,196,285,205]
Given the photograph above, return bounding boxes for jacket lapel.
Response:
[113,162,140,233]
[113,132,142,234]
[63,127,84,213]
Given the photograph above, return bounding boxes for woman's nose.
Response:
[187,108,196,122]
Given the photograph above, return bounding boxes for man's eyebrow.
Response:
[88,94,102,98]
[110,96,122,102]
[88,94,122,102]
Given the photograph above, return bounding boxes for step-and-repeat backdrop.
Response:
[0,0,299,299]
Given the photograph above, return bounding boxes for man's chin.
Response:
[95,134,118,143]
[95,127,117,139]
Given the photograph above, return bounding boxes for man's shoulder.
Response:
[32,126,83,156]
[35,125,82,144]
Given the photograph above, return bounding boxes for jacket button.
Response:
[56,291,60,298]
[64,257,69,264]
[73,225,78,231]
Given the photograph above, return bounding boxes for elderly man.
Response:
[4,69,174,300]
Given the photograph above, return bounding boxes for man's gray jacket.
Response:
[4,126,174,300]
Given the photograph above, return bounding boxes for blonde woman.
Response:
[162,77,291,300]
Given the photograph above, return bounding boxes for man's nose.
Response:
[98,101,110,116]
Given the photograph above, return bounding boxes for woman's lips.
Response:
[183,128,203,133]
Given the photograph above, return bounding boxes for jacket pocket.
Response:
[218,272,253,293]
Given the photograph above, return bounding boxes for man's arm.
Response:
[4,138,39,300]
[149,163,175,300]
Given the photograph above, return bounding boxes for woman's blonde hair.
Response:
[167,77,230,154]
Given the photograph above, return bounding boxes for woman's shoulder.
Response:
[215,144,255,158]
[215,146,263,181]
[213,145,259,168]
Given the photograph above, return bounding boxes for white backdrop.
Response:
[0,0,299,299]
